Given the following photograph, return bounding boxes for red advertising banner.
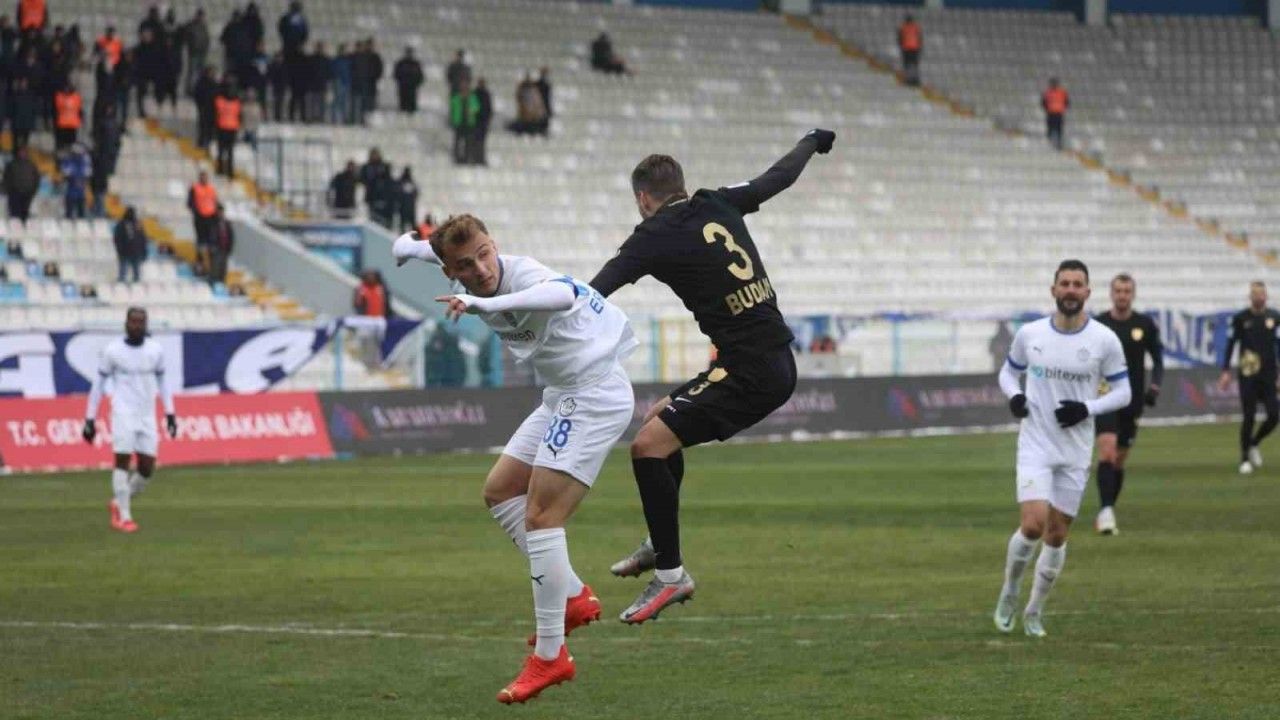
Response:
[0,392,334,472]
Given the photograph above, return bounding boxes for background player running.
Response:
[1091,273,1163,535]
[394,216,637,704]
[995,260,1130,637]
[1218,281,1280,475]
[82,307,178,534]
[590,128,836,624]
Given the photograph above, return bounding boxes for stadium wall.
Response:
[819,0,1263,17]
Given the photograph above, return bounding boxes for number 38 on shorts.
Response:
[543,415,574,450]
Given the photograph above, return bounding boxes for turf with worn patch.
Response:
[2,423,1278,719]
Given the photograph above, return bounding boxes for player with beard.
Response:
[993,260,1130,637]
[1091,274,1164,535]
[1218,281,1280,474]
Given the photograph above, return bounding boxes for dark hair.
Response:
[429,214,490,261]
[126,306,147,319]
[1251,280,1267,290]
[1111,272,1134,287]
[631,154,686,200]
[1054,259,1089,283]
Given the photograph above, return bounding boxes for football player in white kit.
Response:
[81,307,178,534]
[994,260,1130,637]
[393,215,637,704]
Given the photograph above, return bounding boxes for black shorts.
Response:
[1095,406,1140,449]
[658,345,798,447]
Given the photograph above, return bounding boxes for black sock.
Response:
[1113,468,1125,505]
[1096,461,1117,508]
[667,449,685,492]
[632,457,682,571]
[1253,414,1279,447]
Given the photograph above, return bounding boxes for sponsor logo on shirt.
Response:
[498,329,537,343]
[1028,365,1091,383]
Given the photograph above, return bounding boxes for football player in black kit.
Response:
[1218,281,1280,475]
[590,128,836,624]
[1091,274,1163,535]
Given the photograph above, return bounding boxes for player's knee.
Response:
[523,503,563,531]
[482,480,517,509]
[1043,528,1068,547]
[1019,519,1046,541]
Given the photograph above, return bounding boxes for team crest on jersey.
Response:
[557,397,577,417]
[1077,347,1091,362]
[1131,327,1144,342]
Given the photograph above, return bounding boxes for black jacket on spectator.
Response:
[114,215,147,261]
[278,8,308,57]
[329,168,357,210]
[394,56,423,92]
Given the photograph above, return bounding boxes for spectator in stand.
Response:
[113,206,147,283]
[53,80,83,150]
[266,51,286,122]
[59,143,92,220]
[417,212,435,240]
[393,47,423,114]
[396,166,418,233]
[95,26,123,71]
[242,88,261,150]
[134,27,165,118]
[808,335,837,354]
[188,171,219,268]
[9,76,36,150]
[287,40,310,121]
[536,66,552,133]
[209,205,234,286]
[91,100,122,217]
[364,38,383,117]
[193,66,217,150]
[245,40,269,110]
[445,48,470,95]
[89,150,109,218]
[12,45,43,129]
[898,14,922,87]
[114,48,134,124]
[139,5,164,42]
[0,16,13,135]
[17,0,46,34]
[155,31,180,114]
[214,83,242,177]
[306,41,332,123]
[449,77,478,165]
[330,42,351,124]
[241,3,265,64]
[219,9,245,77]
[359,149,393,228]
[590,32,629,75]
[353,269,387,318]
[278,1,308,61]
[507,72,546,137]
[327,160,358,218]
[472,77,491,165]
[3,145,39,222]
[181,9,208,95]
[349,39,371,123]
[1042,77,1069,151]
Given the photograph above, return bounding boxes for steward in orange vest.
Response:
[53,86,83,149]
[898,15,923,86]
[1042,78,1070,150]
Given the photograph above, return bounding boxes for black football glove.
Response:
[166,414,178,439]
[805,128,836,154]
[82,419,96,443]
[1008,394,1029,419]
[1144,386,1159,407]
[1055,400,1089,428]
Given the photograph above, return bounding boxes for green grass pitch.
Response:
[3,423,1278,719]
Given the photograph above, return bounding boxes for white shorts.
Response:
[502,364,634,487]
[112,412,158,456]
[1015,457,1087,517]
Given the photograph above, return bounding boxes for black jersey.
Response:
[590,187,792,356]
[1094,310,1163,409]
[1223,308,1280,379]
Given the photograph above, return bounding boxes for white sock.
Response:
[128,471,149,497]
[489,495,585,597]
[527,527,571,660]
[1025,543,1067,616]
[1001,530,1038,598]
[655,566,684,584]
[112,469,132,521]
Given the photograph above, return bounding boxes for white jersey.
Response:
[86,337,175,421]
[451,255,638,388]
[1006,317,1128,465]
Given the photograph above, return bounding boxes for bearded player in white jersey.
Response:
[994,260,1130,637]
[82,307,178,534]
[394,215,637,704]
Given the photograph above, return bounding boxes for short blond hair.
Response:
[428,214,490,262]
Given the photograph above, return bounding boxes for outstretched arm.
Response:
[393,231,442,267]
[437,280,575,321]
[720,129,836,214]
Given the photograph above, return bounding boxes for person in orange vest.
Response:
[95,26,122,69]
[898,14,923,87]
[213,87,242,177]
[17,0,45,32]
[187,171,219,269]
[1042,77,1070,151]
[352,269,389,318]
[417,212,436,240]
[53,81,84,150]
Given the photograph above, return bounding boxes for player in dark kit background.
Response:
[590,128,836,625]
[1091,274,1163,535]
[1218,281,1280,475]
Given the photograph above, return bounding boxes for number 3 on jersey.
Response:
[703,222,754,281]
[543,415,573,451]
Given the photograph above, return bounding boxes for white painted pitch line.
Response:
[3,617,1278,653]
